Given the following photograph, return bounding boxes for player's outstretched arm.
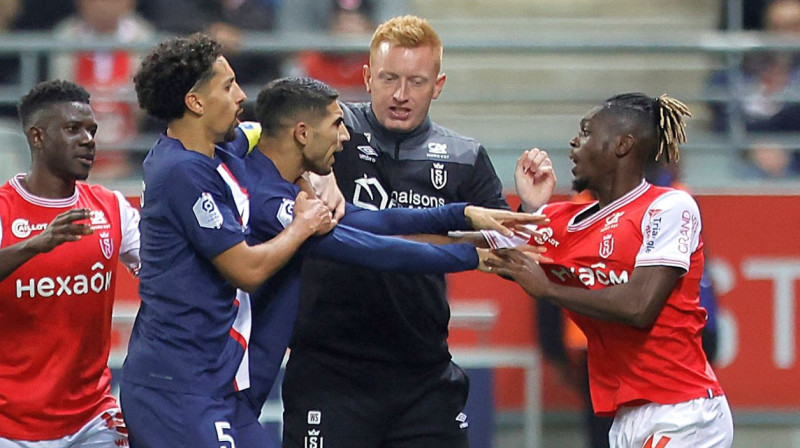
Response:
[213,192,335,293]
[486,248,681,329]
[0,208,94,282]
[464,205,548,237]
[515,148,557,213]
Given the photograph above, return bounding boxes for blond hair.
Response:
[370,15,443,71]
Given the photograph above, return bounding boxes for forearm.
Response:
[537,282,645,327]
[215,224,312,293]
[308,225,478,273]
[342,203,469,235]
[0,242,41,282]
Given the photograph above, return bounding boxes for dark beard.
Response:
[572,177,589,193]
[222,125,238,142]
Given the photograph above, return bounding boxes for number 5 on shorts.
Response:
[215,421,236,448]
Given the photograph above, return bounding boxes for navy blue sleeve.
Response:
[458,145,510,210]
[339,202,471,235]
[303,223,478,273]
[166,160,245,260]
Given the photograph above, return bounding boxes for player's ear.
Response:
[184,91,204,116]
[362,64,372,93]
[27,126,44,149]
[293,122,309,146]
[432,73,446,100]
[615,133,635,157]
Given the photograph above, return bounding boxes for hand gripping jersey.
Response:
[122,129,254,398]
[294,102,508,366]
[486,181,723,416]
[243,150,479,408]
[0,175,139,440]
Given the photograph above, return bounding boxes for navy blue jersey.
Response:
[123,130,255,397]
[243,149,478,407]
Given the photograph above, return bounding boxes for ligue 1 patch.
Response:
[99,232,114,259]
[277,198,295,229]
[193,192,224,229]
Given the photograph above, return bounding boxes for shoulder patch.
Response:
[193,192,224,229]
[277,198,295,229]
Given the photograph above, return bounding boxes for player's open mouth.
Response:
[388,107,411,120]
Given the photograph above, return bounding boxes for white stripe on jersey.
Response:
[216,164,249,227]
[232,289,252,391]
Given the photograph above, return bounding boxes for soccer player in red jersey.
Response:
[0,80,140,447]
[484,93,734,447]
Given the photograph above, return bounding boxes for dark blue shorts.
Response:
[120,381,268,448]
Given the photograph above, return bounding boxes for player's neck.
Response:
[259,139,305,183]
[596,175,644,208]
[167,120,216,158]
[22,171,76,199]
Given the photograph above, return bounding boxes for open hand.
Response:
[29,208,94,254]
[465,206,549,237]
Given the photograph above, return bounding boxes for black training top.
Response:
[293,102,509,367]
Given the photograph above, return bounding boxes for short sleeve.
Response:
[635,190,702,272]
[114,190,141,273]
[167,161,246,260]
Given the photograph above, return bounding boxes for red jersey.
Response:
[0,174,139,440]
[486,181,722,416]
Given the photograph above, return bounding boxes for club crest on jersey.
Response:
[427,142,449,160]
[193,192,224,229]
[599,233,615,259]
[99,232,114,259]
[431,163,447,190]
[305,429,323,448]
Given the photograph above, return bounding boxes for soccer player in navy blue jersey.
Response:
[238,77,547,422]
[118,34,334,448]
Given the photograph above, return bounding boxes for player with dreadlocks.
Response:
[482,93,734,447]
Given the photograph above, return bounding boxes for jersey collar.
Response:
[566,180,651,231]
[10,174,80,208]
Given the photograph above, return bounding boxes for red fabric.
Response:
[533,185,721,416]
[0,181,122,439]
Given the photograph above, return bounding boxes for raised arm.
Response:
[0,209,93,281]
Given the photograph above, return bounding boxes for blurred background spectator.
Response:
[285,0,374,102]
[707,0,800,178]
[0,0,22,120]
[138,0,281,86]
[49,0,155,180]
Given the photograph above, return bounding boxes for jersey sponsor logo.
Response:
[307,410,321,425]
[550,262,630,287]
[353,176,391,210]
[11,218,47,238]
[643,434,671,448]
[601,211,624,232]
[277,198,295,229]
[99,232,114,259]
[426,142,449,160]
[532,227,560,248]
[193,192,224,229]
[431,163,448,190]
[644,217,663,254]
[16,261,113,299]
[678,210,693,254]
[599,233,615,259]
[391,189,445,208]
[305,429,324,448]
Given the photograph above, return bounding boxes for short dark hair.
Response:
[134,33,222,122]
[255,77,339,137]
[18,80,90,127]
